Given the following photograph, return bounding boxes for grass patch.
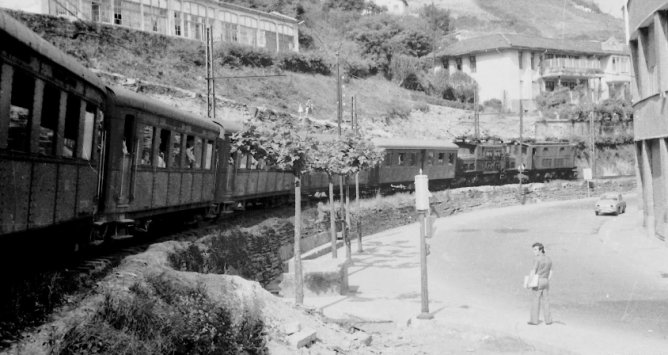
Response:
[0,264,118,349]
[50,275,267,355]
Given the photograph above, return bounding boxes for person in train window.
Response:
[141,150,151,165]
[157,152,166,168]
[186,139,196,168]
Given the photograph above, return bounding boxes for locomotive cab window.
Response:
[39,84,60,155]
[8,69,34,152]
[63,95,81,158]
[543,147,549,152]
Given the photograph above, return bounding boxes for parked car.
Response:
[595,193,627,216]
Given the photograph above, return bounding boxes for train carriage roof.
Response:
[0,11,106,91]
[109,86,221,133]
[371,138,458,150]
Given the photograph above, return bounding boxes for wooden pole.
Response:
[417,211,433,319]
[519,100,525,205]
[356,172,362,253]
[340,176,348,262]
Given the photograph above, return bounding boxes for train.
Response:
[0,11,577,253]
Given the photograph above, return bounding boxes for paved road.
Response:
[429,195,668,341]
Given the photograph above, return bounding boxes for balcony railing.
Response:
[543,58,601,70]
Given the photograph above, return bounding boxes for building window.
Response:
[442,59,449,71]
[174,11,181,36]
[469,56,476,73]
[113,0,122,25]
[545,81,555,92]
[530,53,535,70]
[455,58,462,71]
[518,51,523,69]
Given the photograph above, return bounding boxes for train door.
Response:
[117,114,136,206]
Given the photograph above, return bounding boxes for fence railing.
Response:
[544,58,601,70]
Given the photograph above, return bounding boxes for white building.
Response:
[0,0,300,52]
[369,0,407,15]
[433,33,632,112]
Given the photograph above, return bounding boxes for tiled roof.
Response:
[434,33,630,57]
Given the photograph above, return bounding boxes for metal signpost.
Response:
[415,171,433,320]
[583,168,593,198]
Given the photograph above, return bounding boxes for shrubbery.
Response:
[536,86,633,122]
[276,51,331,75]
[483,98,504,112]
[50,275,267,355]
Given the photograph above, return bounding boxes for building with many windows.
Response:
[624,0,668,244]
[432,33,632,112]
[0,0,299,52]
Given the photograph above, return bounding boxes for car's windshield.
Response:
[600,195,618,201]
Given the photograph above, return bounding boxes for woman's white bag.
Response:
[524,274,539,288]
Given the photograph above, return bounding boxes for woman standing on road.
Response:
[528,242,553,325]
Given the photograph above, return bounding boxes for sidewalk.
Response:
[300,199,668,355]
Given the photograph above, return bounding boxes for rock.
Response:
[287,328,317,349]
[353,332,373,347]
[284,322,301,335]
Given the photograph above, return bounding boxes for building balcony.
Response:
[540,58,604,79]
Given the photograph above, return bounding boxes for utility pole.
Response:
[205,26,215,120]
[474,82,479,138]
[352,96,363,253]
[519,100,525,205]
[337,51,342,135]
[590,112,595,177]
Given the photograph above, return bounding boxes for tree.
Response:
[417,3,452,36]
[311,132,384,262]
[230,115,316,305]
[322,0,365,12]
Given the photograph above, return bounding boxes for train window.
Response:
[123,114,135,156]
[397,153,405,166]
[171,132,181,168]
[204,140,213,170]
[543,147,549,152]
[384,153,392,166]
[8,70,34,152]
[521,146,527,154]
[185,135,196,169]
[448,153,455,166]
[542,158,552,167]
[63,96,81,158]
[494,150,501,158]
[250,155,259,169]
[510,161,516,168]
[437,153,444,165]
[239,153,248,169]
[194,137,203,169]
[157,129,169,168]
[257,158,266,170]
[409,153,416,166]
[427,152,434,166]
[139,125,154,166]
[82,104,96,160]
[39,85,60,155]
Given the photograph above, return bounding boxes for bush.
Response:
[385,100,412,120]
[51,276,267,355]
[483,98,503,112]
[413,102,430,113]
[218,43,274,68]
[276,51,331,75]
